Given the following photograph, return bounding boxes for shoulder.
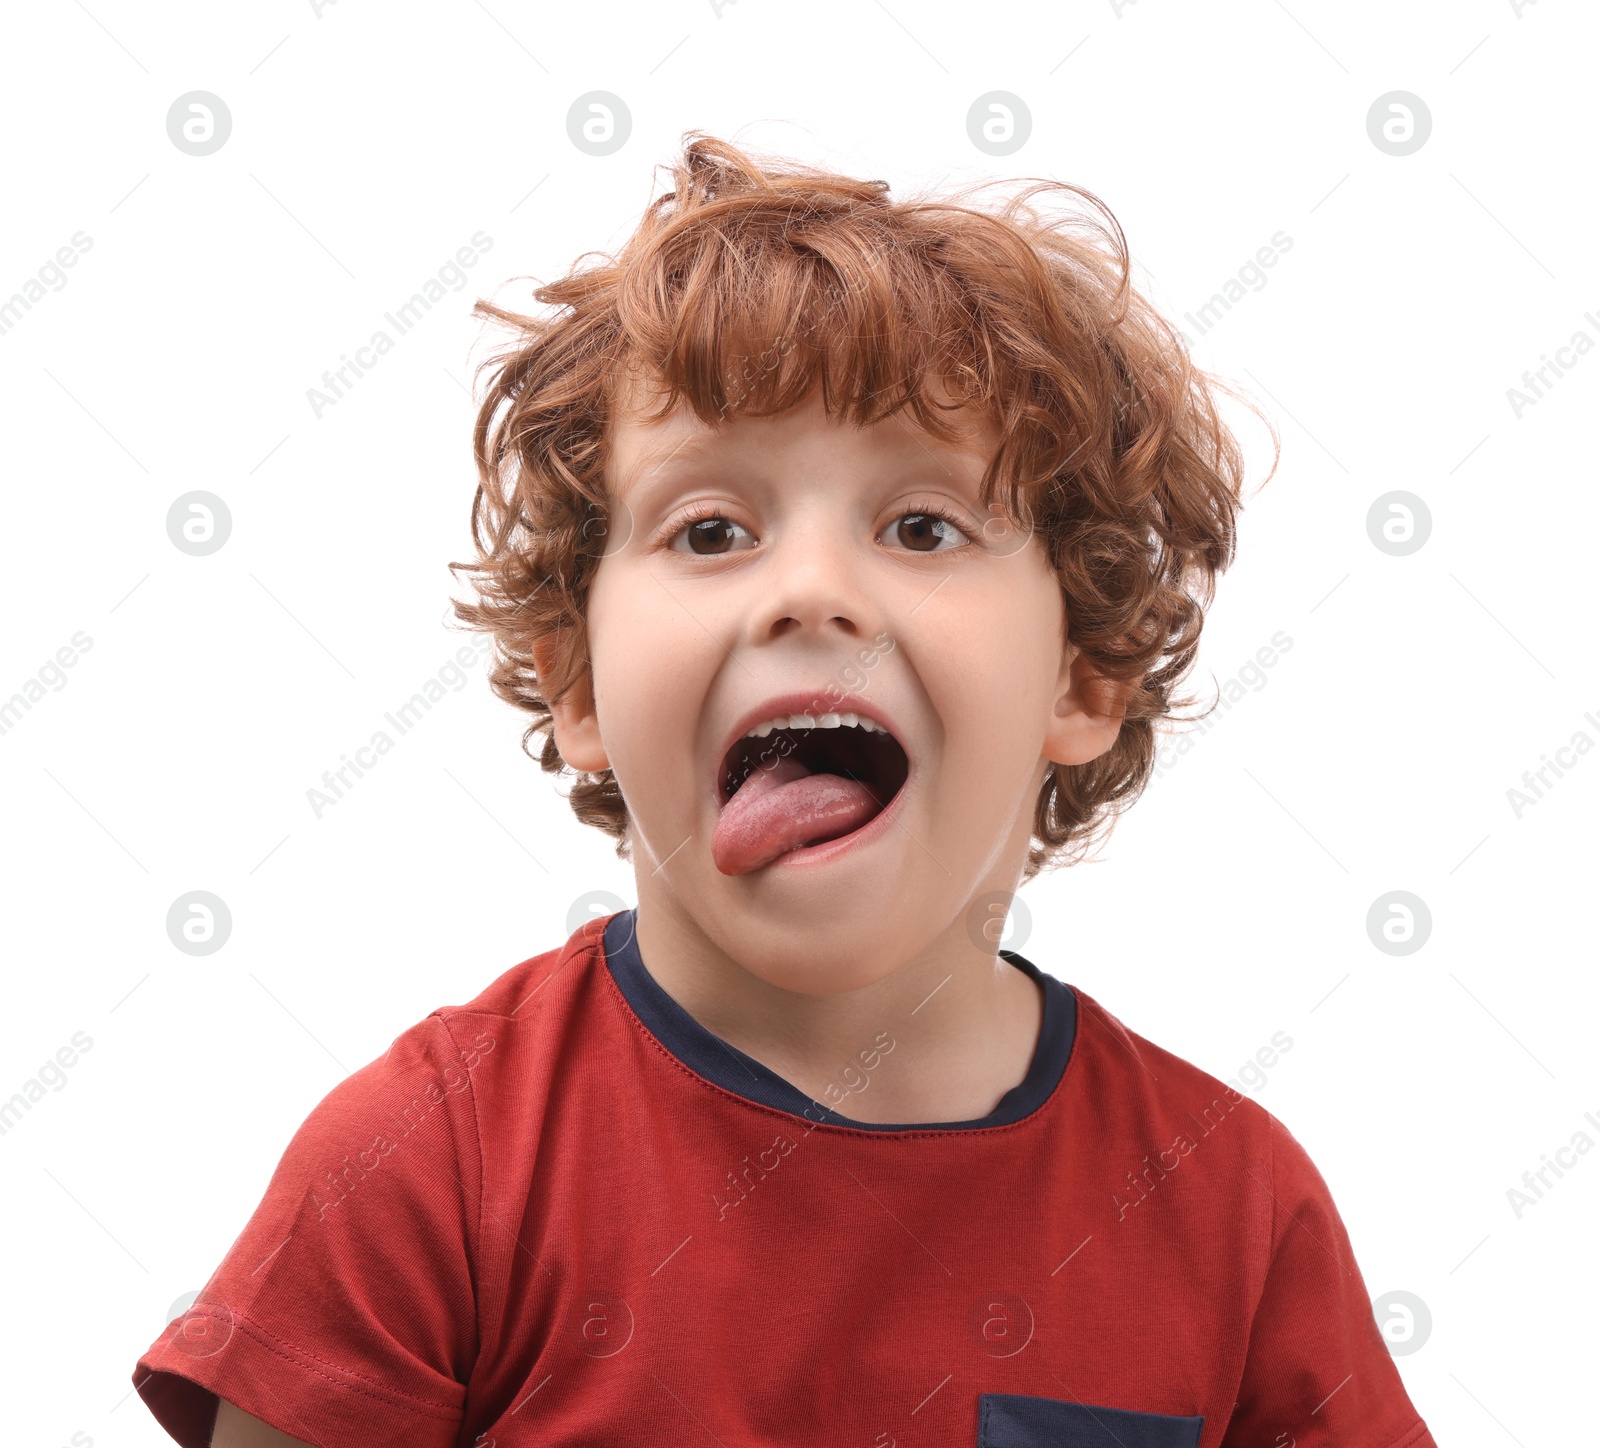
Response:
[130,917,621,1447]
[392,913,624,1132]
[269,914,614,1227]
[418,913,613,1076]
[297,914,607,1113]
[1059,987,1343,1309]
[432,914,608,1024]
[1063,986,1359,1252]
[1065,984,1276,1151]
[1060,986,1293,1236]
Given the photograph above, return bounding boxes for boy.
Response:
[133,134,1437,1447]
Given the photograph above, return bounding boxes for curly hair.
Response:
[449,132,1268,881]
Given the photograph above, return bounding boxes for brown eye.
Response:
[890,513,965,553]
[671,516,755,555]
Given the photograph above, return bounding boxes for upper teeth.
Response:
[744,712,887,739]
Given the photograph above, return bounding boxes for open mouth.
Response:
[711,714,911,877]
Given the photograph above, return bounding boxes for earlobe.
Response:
[1044,648,1129,767]
[530,633,611,774]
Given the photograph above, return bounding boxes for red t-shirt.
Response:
[133,909,1436,1448]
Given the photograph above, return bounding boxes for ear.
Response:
[1044,642,1129,767]
[529,631,611,774]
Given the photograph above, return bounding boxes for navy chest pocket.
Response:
[978,1394,1204,1448]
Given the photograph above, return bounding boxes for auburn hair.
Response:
[449,132,1268,880]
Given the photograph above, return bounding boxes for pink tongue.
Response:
[712,755,882,877]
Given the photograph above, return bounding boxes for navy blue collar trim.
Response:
[600,908,1076,1132]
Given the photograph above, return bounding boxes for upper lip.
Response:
[714,689,910,805]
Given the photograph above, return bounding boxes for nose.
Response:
[746,512,884,645]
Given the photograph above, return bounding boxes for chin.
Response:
[714,909,911,997]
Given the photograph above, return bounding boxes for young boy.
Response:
[133,134,1437,1448]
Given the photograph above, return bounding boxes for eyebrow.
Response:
[617,429,724,498]
[615,418,993,506]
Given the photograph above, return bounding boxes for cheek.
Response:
[585,564,717,798]
[919,568,1064,763]
[953,555,1064,685]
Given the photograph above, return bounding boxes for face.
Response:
[543,375,1123,995]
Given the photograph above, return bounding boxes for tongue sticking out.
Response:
[712,754,883,877]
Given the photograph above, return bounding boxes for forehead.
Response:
[605,360,998,498]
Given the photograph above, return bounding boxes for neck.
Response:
[629,892,1043,1125]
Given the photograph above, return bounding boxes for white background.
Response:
[1,1,1594,1444]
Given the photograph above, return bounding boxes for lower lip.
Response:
[765,771,914,871]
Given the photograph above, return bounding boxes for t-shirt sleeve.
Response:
[1220,1111,1437,1448]
[131,1011,491,1448]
